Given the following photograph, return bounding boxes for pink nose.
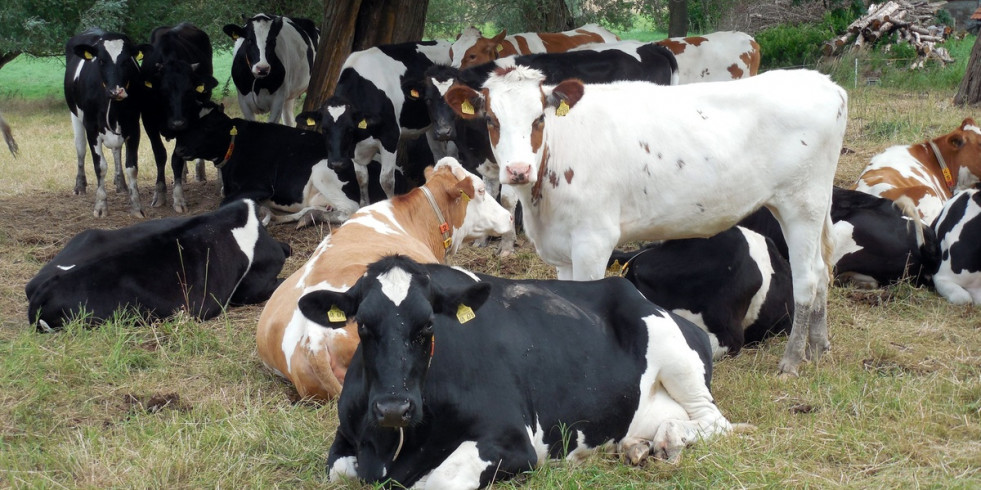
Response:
[109,87,128,101]
[504,163,532,185]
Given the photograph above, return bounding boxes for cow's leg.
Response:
[326,431,359,483]
[422,437,536,490]
[267,94,286,126]
[377,150,398,199]
[280,96,296,127]
[71,113,88,194]
[112,144,126,194]
[123,132,144,218]
[145,127,168,208]
[934,274,973,304]
[238,93,256,121]
[773,206,833,376]
[571,230,618,280]
[498,184,519,257]
[170,152,187,213]
[90,134,109,218]
[194,158,207,182]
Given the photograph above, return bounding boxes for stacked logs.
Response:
[823,1,954,69]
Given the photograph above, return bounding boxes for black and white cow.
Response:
[931,184,981,304]
[299,255,741,488]
[608,226,793,361]
[141,22,218,213]
[417,46,678,255]
[64,28,146,218]
[297,40,451,204]
[26,199,291,332]
[223,14,318,125]
[739,187,939,288]
[176,103,361,226]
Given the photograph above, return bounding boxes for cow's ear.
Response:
[962,117,977,129]
[356,115,379,132]
[205,76,219,91]
[445,85,483,120]
[136,44,153,63]
[547,79,585,116]
[298,287,361,329]
[295,111,321,129]
[73,44,96,61]
[432,282,492,323]
[402,78,424,101]
[223,24,245,40]
[450,172,476,202]
[949,134,965,149]
[491,30,507,43]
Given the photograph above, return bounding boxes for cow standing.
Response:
[64,28,146,218]
[446,67,847,376]
[224,14,318,125]
[304,255,742,488]
[854,118,981,223]
[141,23,218,213]
[298,40,451,203]
[26,199,291,332]
[449,24,619,69]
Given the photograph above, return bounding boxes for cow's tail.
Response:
[821,212,835,283]
[893,195,926,248]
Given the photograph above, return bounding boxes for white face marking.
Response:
[423,440,492,488]
[103,39,124,64]
[327,105,346,123]
[432,78,453,96]
[56,265,76,271]
[449,27,482,68]
[231,200,260,264]
[251,17,273,66]
[483,66,549,185]
[377,267,412,306]
[964,124,981,135]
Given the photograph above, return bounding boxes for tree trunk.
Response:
[0,52,21,72]
[304,0,429,112]
[668,0,689,38]
[955,35,981,106]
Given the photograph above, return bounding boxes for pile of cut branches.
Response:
[823,0,954,69]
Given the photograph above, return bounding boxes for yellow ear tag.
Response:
[460,190,471,202]
[607,259,621,275]
[84,51,94,60]
[496,44,504,52]
[327,305,347,323]
[229,126,238,136]
[555,100,570,117]
[461,99,475,115]
[144,81,153,88]
[306,117,316,126]
[456,304,476,324]
[137,51,144,62]
[942,167,953,184]
[358,119,367,129]
[195,84,205,93]
[410,89,420,98]
[232,33,240,40]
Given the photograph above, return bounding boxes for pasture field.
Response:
[1,83,980,487]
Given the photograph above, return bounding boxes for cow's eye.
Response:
[533,115,545,128]
[486,118,499,130]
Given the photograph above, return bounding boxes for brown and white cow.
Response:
[255,158,513,400]
[854,118,981,224]
[653,31,760,84]
[449,24,619,69]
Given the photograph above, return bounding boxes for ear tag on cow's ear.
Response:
[306,117,316,126]
[195,84,205,93]
[461,100,475,115]
[460,190,471,202]
[137,51,144,62]
[83,50,94,60]
[555,100,570,117]
[358,119,368,129]
[327,305,347,323]
[607,259,621,275]
[496,44,504,53]
[229,126,238,136]
[409,89,420,99]
[144,81,153,88]
[232,33,240,40]
[456,304,476,324]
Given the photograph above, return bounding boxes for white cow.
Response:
[654,31,761,83]
[445,67,848,376]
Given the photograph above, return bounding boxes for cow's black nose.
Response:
[435,126,455,141]
[169,119,187,131]
[374,399,412,428]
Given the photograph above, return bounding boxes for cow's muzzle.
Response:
[168,118,188,131]
[327,159,353,171]
[374,399,413,428]
[503,162,533,185]
[434,125,455,141]
[108,86,128,101]
[253,64,271,78]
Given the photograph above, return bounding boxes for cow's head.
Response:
[445,66,584,186]
[297,255,491,428]
[413,65,470,141]
[431,157,513,252]
[298,95,377,171]
[142,55,218,133]
[174,102,230,162]
[450,26,507,69]
[73,32,144,101]
[933,118,981,190]
[223,13,282,79]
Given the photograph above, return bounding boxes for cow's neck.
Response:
[413,185,455,262]
[913,140,955,196]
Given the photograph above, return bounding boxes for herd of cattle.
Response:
[12,13,981,489]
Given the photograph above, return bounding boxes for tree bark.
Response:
[955,34,981,106]
[304,0,429,112]
[668,0,689,38]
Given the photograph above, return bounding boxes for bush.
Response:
[756,9,861,70]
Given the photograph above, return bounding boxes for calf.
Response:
[653,31,761,83]
[304,255,741,488]
[446,67,848,376]
[64,28,146,218]
[141,22,218,213]
[175,103,361,226]
[223,14,318,125]
[739,187,940,289]
[609,226,793,361]
[450,24,619,69]
[0,110,17,157]
[298,41,450,203]
[931,184,981,304]
[26,199,290,332]
[256,158,513,400]
[854,118,981,223]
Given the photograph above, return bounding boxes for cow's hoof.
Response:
[151,193,164,208]
[498,248,514,258]
[74,186,86,195]
[93,206,108,218]
[622,440,651,465]
[131,208,146,219]
[173,201,187,214]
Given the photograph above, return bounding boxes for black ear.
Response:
[295,111,321,129]
[298,285,361,328]
[73,44,97,61]
[432,282,492,323]
[402,78,425,101]
[223,24,245,40]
